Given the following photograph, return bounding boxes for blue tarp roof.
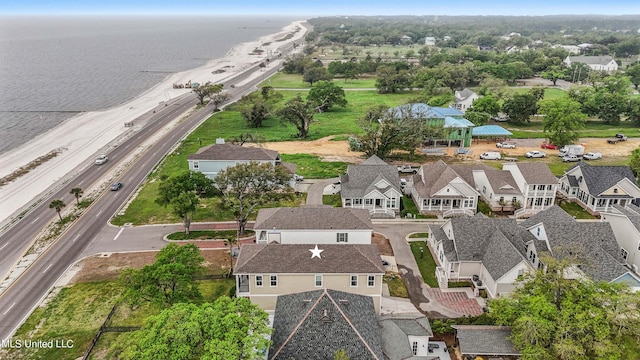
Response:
[472,125,513,136]
[444,117,475,128]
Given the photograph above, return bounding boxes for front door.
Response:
[375,199,382,207]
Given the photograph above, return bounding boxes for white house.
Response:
[472,167,524,214]
[503,162,559,218]
[187,139,295,179]
[410,160,479,217]
[602,204,640,275]
[253,206,373,245]
[424,36,436,46]
[558,162,640,215]
[379,313,433,359]
[340,155,402,218]
[563,55,619,72]
[452,88,479,113]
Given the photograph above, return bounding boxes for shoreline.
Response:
[0,20,307,225]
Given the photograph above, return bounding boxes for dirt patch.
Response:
[70,250,232,284]
[372,233,394,256]
[258,136,638,164]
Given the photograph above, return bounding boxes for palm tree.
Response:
[70,187,83,205]
[49,199,66,221]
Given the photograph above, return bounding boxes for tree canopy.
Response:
[120,243,205,308]
[111,297,271,360]
[156,171,215,234]
[236,86,282,128]
[540,98,586,147]
[277,94,317,138]
[307,80,347,112]
[214,162,293,237]
[501,92,538,124]
[489,255,640,360]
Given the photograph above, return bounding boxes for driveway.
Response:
[305,178,339,205]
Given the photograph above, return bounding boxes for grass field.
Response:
[410,241,439,287]
[323,193,342,207]
[261,72,377,89]
[281,154,348,179]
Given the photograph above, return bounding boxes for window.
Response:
[192,161,199,169]
[535,198,543,206]
[547,185,553,190]
[350,275,358,287]
[637,241,640,251]
[499,196,504,203]
[482,186,486,194]
[457,129,462,136]
[315,274,323,287]
[270,275,277,287]
[512,197,517,204]
[365,199,373,205]
[337,233,348,243]
[621,248,629,260]
[390,197,397,208]
[412,341,418,355]
[255,275,263,287]
[614,188,618,193]
[537,185,545,190]
[529,250,536,263]
[544,198,552,206]
[345,199,352,206]
[353,199,362,205]
[367,275,375,287]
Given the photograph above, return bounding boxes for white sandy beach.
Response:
[0,20,307,225]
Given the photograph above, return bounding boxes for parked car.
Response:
[583,152,603,160]
[110,182,123,191]
[496,141,516,149]
[480,152,501,160]
[95,154,108,165]
[562,155,581,162]
[397,165,418,174]
[615,133,628,141]
[491,116,508,122]
[541,142,558,150]
[525,150,546,158]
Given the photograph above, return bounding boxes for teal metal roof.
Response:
[444,116,475,128]
[472,125,513,136]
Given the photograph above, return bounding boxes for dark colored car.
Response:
[110,182,123,191]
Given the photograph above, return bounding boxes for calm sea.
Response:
[0,15,298,155]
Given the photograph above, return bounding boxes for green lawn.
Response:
[508,87,567,100]
[384,273,409,298]
[558,201,598,219]
[166,230,254,241]
[261,72,377,89]
[281,154,348,179]
[505,119,640,140]
[410,241,439,287]
[323,193,342,207]
[408,232,429,238]
[401,196,438,219]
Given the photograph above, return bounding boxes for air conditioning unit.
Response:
[472,274,480,282]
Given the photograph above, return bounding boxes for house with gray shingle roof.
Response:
[503,162,559,218]
[234,244,384,312]
[410,160,480,217]
[429,205,640,297]
[269,289,384,360]
[558,161,640,215]
[452,325,520,358]
[563,55,618,72]
[451,88,479,113]
[472,165,523,214]
[187,139,297,182]
[254,205,373,245]
[598,204,640,276]
[340,156,402,218]
[379,313,434,359]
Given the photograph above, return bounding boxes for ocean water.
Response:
[0,15,298,155]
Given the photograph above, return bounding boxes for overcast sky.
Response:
[3,0,640,16]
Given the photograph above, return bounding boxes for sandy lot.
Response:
[258,136,639,164]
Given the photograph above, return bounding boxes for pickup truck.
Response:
[397,165,418,174]
[583,152,602,160]
[496,141,516,149]
[607,134,628,144]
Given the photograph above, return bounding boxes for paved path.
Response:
[305,178,339,205]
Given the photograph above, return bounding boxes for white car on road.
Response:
[95,154,108,165]
[583,152,602,160]
[525,150,546,158]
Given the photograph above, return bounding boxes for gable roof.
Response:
[187,143,279,161]
[379,313,433,360]
[455,88,477,102]
[341,156,401,198]
[234,244,384,274]
[453,325,519,356]
[568,55,616,65]
[484,169,520,195]
[567,162,637,196]
[269,289,384,360]
[511,162,558,185]
[254,206,373,231]
[413,160,479,198]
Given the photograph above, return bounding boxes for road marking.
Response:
[96,210,102,217]
[43,263,53,273]
[72,234,80,242]
[152,152,157,156]
[3,303,15,315]
[0,242,9,251]
[140,162,146,167]
[30,217,40,224]
[113,227,125,241]
[125,143,130,148]
[78,180,84,185]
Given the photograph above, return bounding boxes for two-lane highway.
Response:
[0,38,303,341]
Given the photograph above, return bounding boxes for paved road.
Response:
[0,39,302,341]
